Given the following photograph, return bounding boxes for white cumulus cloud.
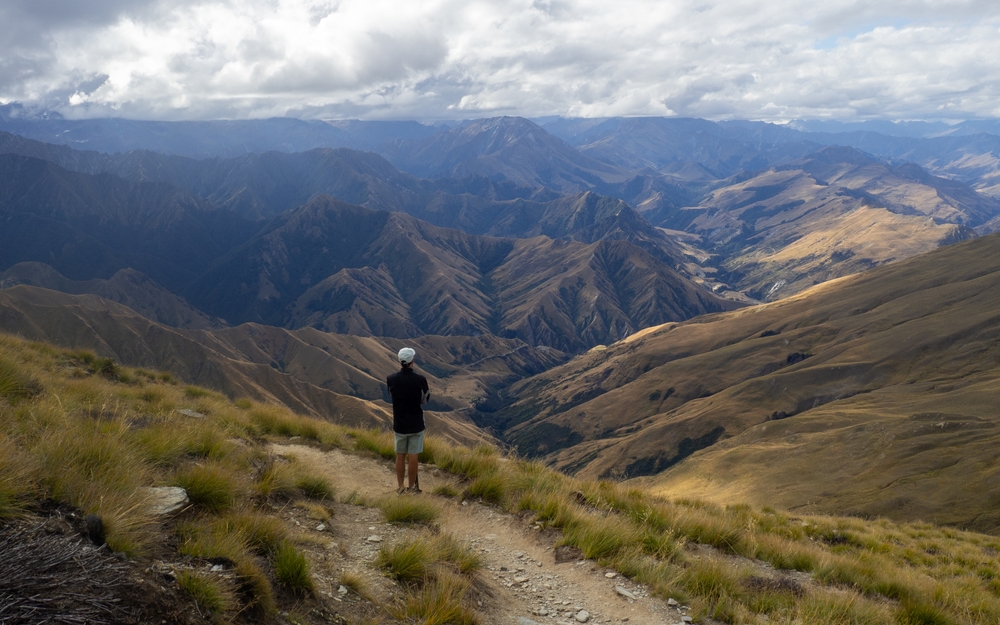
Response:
[1,0,998,121]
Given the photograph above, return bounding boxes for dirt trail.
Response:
[270,443,688,625]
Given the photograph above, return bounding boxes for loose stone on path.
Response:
[615,585,638,600]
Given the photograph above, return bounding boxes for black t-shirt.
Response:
[386,367,429,434]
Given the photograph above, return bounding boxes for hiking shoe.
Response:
[397,486,408,494]
[408,485,422,494]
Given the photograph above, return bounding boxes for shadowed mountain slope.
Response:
[188,196,738,351]
[0,262,224,330]
[0,153,259,290]
[489,231,1000,532]
[0,130,682,261]
[380,118,695,221]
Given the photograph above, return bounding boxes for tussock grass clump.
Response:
[339,570,367,593]
[70,351,121,380]
[252,455,298,499]
[418,435,443,465]
[341,489,369,506]
[274,541,314,594]
[250,405,336,443]
[184,385,212,398]
[377,532,481,583]
[433,533,482,575]
[378,537,432,583]
[179,508,288,563]
[175,463,240,512]
[0,437,36,519]
[219,509,288,556]
[135,420,229,466]
[379,494,441,524]
[177,571,234,619]
[234,559,276,618]
[35,420,155,555]
[466,471,507,503]
[434,445,501,480]
[393,572,478,625]
[177,520,250,563]
[352,428,396,459]
[378,532,481,623]
[432,483,460,498]
[296,474,334,500]
[0,358,43,403]
[562,513,638,561]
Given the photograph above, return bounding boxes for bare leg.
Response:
[396,453,406,490]
[408,454,419,489]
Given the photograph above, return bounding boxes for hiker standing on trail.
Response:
[387,347,429,494]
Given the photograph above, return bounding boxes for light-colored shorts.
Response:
[394,431,425,455]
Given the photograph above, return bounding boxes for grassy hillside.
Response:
[0,283,567,446]
[489,231,1000,532]
[3,331,1000,625]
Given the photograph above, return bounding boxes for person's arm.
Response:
[420,378,430,405]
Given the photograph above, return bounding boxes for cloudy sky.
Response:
[1,0,998,121]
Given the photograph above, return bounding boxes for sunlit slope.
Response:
[672,147,997,300]
[0,285,562,445]
[496,232,1000,531]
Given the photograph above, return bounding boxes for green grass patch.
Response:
[177,571,234,619]
[274,541,314,594]
[562,514,637,561]
[0,358,43,403]
[234,559,276,618]
[466,471,507,504]
[174,463,239,512]
[296,474,334,500]
[378,537,432,583]
[395,572,478,625]
[352,428,396,459]
[432,483,460,498]
[379,495,441,524]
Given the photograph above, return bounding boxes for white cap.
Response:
[398,347,416,364]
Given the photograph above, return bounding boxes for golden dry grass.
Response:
[2,330,1000,625]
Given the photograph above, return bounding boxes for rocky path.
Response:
[270,443,690,625]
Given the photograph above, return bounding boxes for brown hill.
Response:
[672,147,993,300]
[0,285,566,445]
[189,196,738,351]
[0,262,224,330]
[490,231,1000,532]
